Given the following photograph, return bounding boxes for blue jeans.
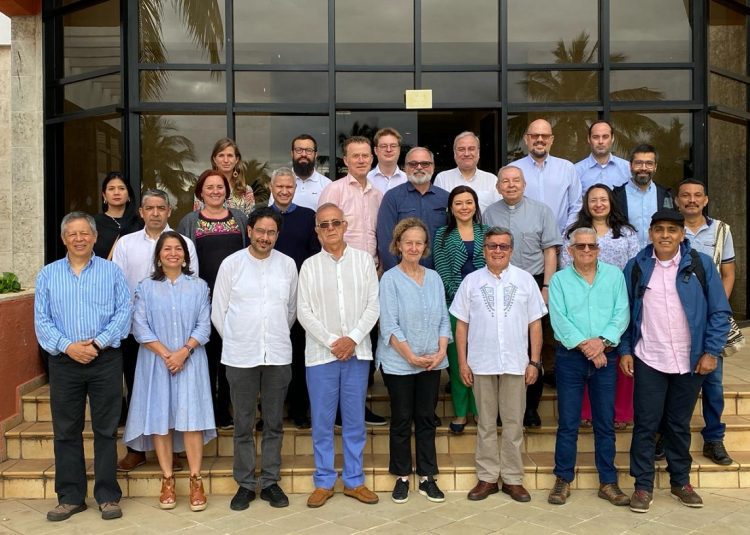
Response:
[554,346,617,484]
[307,357,369,489]
[701,357,725,442]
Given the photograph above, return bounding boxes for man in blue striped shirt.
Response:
[34,212,132,522]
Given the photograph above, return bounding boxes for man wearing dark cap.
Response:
[619,209,731,514]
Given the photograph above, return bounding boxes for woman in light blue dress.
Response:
[123,231,215,512]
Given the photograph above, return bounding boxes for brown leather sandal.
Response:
[159,475,176,510]
[189,474,207,512]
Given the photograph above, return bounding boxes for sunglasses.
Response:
[484,243,512,251]
[317,219,345,229]
[572,243,599,251]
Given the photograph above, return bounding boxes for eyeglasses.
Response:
[484,243,512,251]
[572,243,599,251]
[632,160,656,169]
[526,133,553,141]
[406,161,433,168]
[455,146,478,154]
[293,147,316,155]
[317,219,345,229]
[377,143,399,150]
[253,228,278,237]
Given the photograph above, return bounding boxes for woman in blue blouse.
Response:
[123,231,216,512]
[378,218,451,505]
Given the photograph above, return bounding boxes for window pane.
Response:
[139,0,225,64]
[421,72,498,103]
[335,0,413,65]
[63,0,120,78]
[234,0,327,65]
[610,70,692,101]
[235,114,330,200]
[507,112,597,163]
[336,72,413,103]
[709,1,748,75]
[508,71,598,103]
[710,73,747,110]
[140,114,227,226]
[63,74,121,112]
[507,0,597,64]
[235,72,328,104]
[611,111,693,189]
[611,0,692,62]
[421,0,498,65]
[140,71,225,102]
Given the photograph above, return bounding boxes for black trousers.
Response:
[206,324,232,426]
[383,370,441,476]
[526,273,554,412]
[285,320,310,420]
[630,356,704,492]
[120,334,139,452]
[49,348,122,505]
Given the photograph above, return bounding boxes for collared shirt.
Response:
[367,165,408,194]
[211,248,298,368]
[269,170,332,211]
[548,261,629,350]
[434,167,502,214]
[685,217,735,265]
[636,250,692,374]
[511,154,582,236]
[376,181,450,271]
[482,197,561,276]
[297,246,380,367]
[624,180,658,248]
[34,255,132,355]
[574,153,631,192]
[560,227,640,270]
[112,226,199,295]
[319,174,383,260]
[450,265,547,375]
[376,267,452,375]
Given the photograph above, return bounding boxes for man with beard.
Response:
[512,119,582,236]
[377,147,450,271]
[368,127,408,194]
[574,120,631,192]
[282,134,331,210]
[613,144,674,248]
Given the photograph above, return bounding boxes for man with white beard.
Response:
[376,147,450,271]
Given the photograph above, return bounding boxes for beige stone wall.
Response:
[0,45,10,275]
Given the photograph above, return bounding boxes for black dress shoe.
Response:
[261,483,289,508]
[523,409,541,428]
[230,486,256,511]
[433,413,442,427]
[294,416,311,429]
[703,440,733,465]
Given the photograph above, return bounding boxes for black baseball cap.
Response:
[650,209,684,227]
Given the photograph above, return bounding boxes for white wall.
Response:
[0,14,9,45]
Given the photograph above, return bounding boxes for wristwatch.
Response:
[528,360,543,371]
[598,336,614,347]
[183,344,194,356]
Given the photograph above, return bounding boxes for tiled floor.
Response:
[1,487,749,534]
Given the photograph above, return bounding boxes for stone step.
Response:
[6,415,750,461]
[2,451,749,500]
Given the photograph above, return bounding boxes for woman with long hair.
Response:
[433,186,489,434]
[193,138,255,216]
[93,172,142,259]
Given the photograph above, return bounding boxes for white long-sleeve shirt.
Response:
[297,246,379,367]
[211,248,298,368]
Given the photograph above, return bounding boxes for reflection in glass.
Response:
[234,0,327,65]
[63,0,120,78]
[508,71,598,103]
[235,72,327,103]
[236,114,329,199]
[710,73,747,110]
[421,0,498,65]
[611,0,692,63]
[140,114,227,226]
[611,111,692,189]
[64,115,122,213]
[335,0,413,65]
[507,0,597,64]
[336,73,413,103]
[507,112,597,164]
[709,1,747,75]
[138,0,225,64]
[610,71,691,101]
[422,73,498,103]
[140,71,225,102]
[63,75,121,112]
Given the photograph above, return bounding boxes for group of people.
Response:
[34,119,736,523]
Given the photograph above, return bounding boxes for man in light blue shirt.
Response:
[511,119,582,236]
[574,120,630,192]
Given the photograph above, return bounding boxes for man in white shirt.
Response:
[289,134,332,210]
[212,207,298,511]
[112,188,197,473]
[298,203,380,508]
[367,127,408,194]
[451,227,546,504]
[434,131,500,213]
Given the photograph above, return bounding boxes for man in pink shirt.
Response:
[620,210,731,514]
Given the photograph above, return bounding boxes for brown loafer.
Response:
[467,480,499,501]
[117,451,146,472]
[307,487,334,508]
[343,484,379,504]
[172,454,184,472]
[501,483,531,502]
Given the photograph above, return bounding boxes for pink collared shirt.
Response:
[635,250,692,374]
[319,174,383,261]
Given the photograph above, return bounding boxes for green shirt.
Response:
[548,261,629,350]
